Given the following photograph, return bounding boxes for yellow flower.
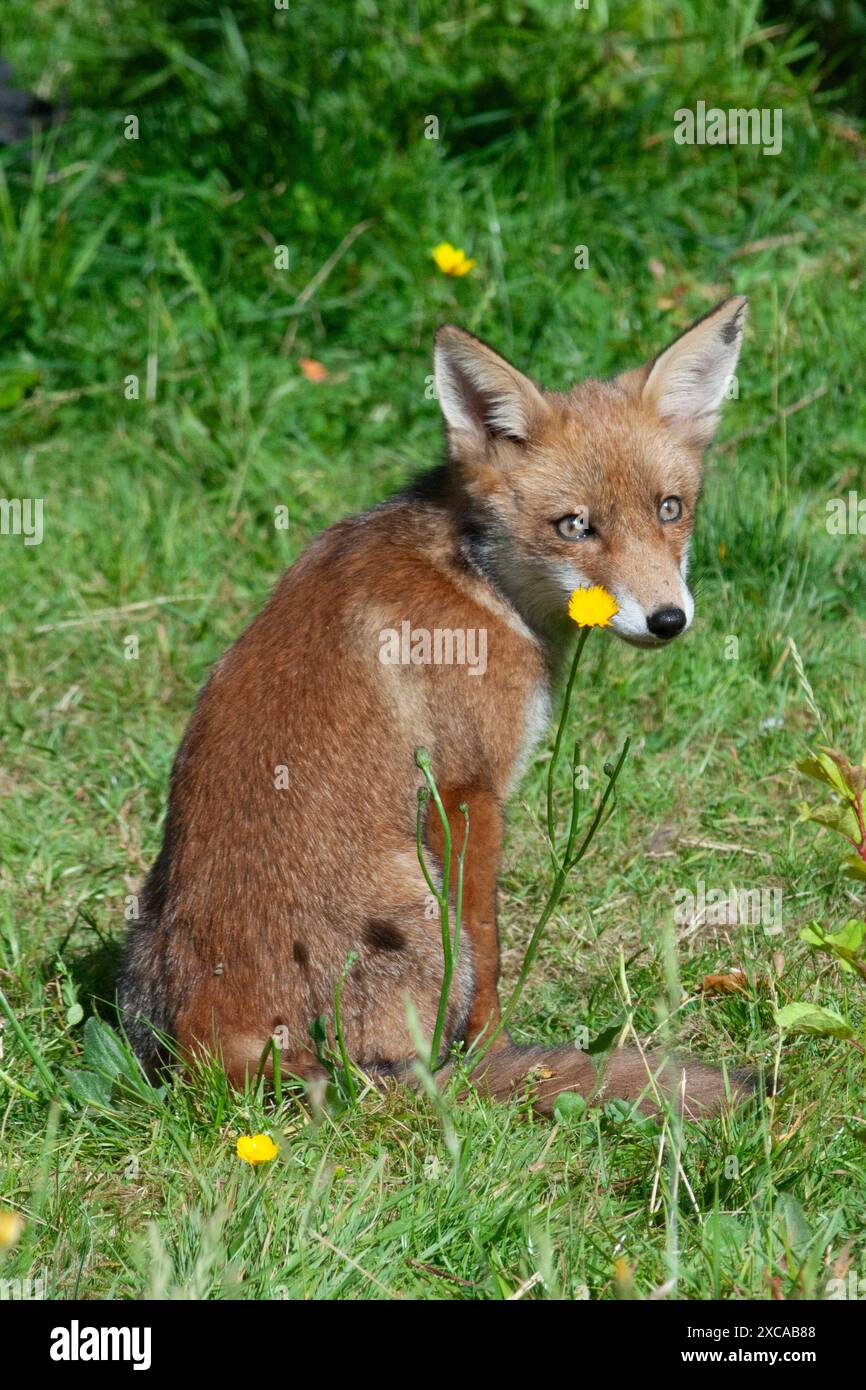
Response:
[0,1209,24,1250]
[567,585,620,628]
[431,242,476,277]
[236,1133,278,1165]
[613,1255,634,1297]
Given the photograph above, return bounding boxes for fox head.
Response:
[434,297,746,648]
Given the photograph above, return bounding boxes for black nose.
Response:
[646,606,687,639]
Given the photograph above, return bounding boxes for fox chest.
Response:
[505,679,552,794]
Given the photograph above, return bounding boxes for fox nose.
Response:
[646,606,687,640]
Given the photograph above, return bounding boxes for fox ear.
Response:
[641,296,747,448]
[434,326,548,447]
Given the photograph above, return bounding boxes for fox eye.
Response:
[659,496,682,523]
[554,513,594,540]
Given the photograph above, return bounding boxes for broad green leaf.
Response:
[553,1091,588,1123]
[0,368,40,409]
[830,919,866,952]
[602,1098,659,1132]
[705,1211,749,1248]
[797,753,855,801]
[66,1068,115,1108]
[308,1013,329,1066]
[800,920,866,974]
[841,856,866,883]
[82,1017,129,1080]
[818,746,866,798]
[774,1193,814,1252]
[603,1098,634,1122]
[774,1002,853,1040]
[799,921,825,947]
[798,799,860,841]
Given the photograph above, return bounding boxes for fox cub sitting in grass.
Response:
[121,295,755,1116]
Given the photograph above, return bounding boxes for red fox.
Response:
[120,296,756,1117]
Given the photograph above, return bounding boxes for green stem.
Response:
[467,619,629,1069]
[334,950,359,1102]
[271,1038,283,1107]
[416,786,440,901]
[429,802,468,1069]
[415,748,463,1068]
[546,627,590,855]
[489,736,630,1050]
[0,985,59,1098]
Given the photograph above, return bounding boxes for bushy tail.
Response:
[443,1042,760,1119]
[164,1028,763,1120]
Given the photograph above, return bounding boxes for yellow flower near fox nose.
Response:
[568,585,620,628]
[236,1133,278,1165]
[431,242,476,276]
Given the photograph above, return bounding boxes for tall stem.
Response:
[415,748,468,1068]
[547,627,590,854]
[470,624,629,1069]
[485,736,629,1054]
[334,950,359,1102]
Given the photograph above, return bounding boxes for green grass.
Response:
[1,0,865,1300]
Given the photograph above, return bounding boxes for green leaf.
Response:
[799,920,866,973]
[705,1211,749,1249]
[0,368,40,409]
[797,753,853,798]
[553,1091,588,1123]
[841,856,866,883]
[829,919,866,952]
[65,1002,84,1027]
[66,1068,115,1108]
[818,746,866,798]
[602,1098,659,1132]
[774,1193,814,1252]
[798,799,860,841]
[322,1080,349,1117]
[82,1017,129,1080]
[799,921,826,948]
[308,1014,329,1068]
[774,1002,853,1040]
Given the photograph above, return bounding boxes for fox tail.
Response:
[440,1042,761,1119]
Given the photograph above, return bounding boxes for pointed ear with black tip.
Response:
[434,325,549,452]
[638,296,747,450]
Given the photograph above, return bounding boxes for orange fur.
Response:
[120,298,753,1116]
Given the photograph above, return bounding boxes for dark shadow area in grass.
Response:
[58,938,124,1015]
